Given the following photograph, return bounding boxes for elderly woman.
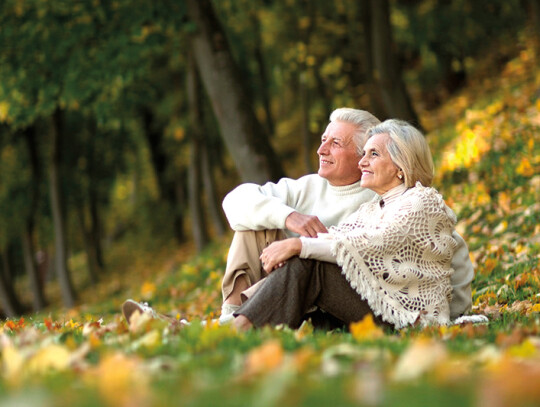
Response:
[233,119,458,331]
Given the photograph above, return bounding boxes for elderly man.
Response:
[219,107,474,325]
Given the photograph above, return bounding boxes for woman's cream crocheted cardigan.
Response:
[330,183,457,329]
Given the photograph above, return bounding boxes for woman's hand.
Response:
[260,238,302,274]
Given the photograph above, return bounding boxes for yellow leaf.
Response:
[350,314,384,341]
[131,330,161,350]
[479,357,540,407]
[0,101,9,122]
[245,340,284,375]
[493,220,508,234]
[294,319,314,341]
[89,332,102,349]
[392,338,448,381]
[173,127,185,141]
[516,157,534,177]
[2,345,24,381]
[498,191,511,212]
[506,339,538,358]
[433,358,471,384]
[141,281,157,300]
[94,353,149,406]
[483,258,497,274]
[127,309,154,334]
[529,304,540,314]
[27,344,71,374]
[291,347,315,373]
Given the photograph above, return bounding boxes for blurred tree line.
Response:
[0,0,537,315]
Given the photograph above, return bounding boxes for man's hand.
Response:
[285,212,328,237]
[260,238,302,274]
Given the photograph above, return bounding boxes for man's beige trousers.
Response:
[222,229,286,302]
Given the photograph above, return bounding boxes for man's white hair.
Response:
[330,108,381,155]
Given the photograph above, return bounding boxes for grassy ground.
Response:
[1,42,540,407]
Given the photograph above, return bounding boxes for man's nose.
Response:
[317,139,330,155]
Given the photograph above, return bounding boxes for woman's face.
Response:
[359,133,403,195]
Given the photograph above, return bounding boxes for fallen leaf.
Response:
[91,353,149,407]
[245,340,284,375]
[27,344,71,375]
[350,315,384,341]
[392,338,448,381]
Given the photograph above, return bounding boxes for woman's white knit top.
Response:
[330,183,457,328]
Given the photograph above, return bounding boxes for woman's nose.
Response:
[358,155,366,168]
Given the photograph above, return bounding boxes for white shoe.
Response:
[218,303,240,325]
[452,314,489,325]
[122,299,190,327]
[122,299,160,324]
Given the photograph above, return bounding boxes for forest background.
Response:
[0,0,539,406]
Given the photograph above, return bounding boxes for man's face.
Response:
[317,121,362,186]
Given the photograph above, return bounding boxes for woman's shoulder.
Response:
[404,182,442,199]
[403,183,455,218]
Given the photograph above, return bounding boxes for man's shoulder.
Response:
[295,173,327,185]
[274,173,327,189]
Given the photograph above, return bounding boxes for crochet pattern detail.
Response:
[330,183,457,329]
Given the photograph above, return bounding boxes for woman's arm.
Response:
[260,234,338,274]
[299,235,336,263]
[260,238,302,273]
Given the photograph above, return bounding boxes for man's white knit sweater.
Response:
[222,174,375,237]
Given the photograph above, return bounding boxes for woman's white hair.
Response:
[330,108,381,155]
[366,119,434,187]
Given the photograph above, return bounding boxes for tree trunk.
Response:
[187,52,210,252]
[300,72,314,174]
[21,231,46,311]
[361,1,389,120]
[22,125,47,310]
[369,0,422,130]
[531,0,540,42]
[89,187,105,272]
[187,140,210,252]
[249,9,275,137]
[86,121,105,274]
[141,107,186,243]
[201,143,227,237]
[50,109,77,307]
[76,205,99,285]
[186,0,285,184]
[0,249,23,317]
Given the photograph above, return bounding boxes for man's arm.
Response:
[222,176,327,236]
[284,212,327,237]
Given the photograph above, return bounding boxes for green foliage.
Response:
[0,0,186,127]
[395,0,527,91]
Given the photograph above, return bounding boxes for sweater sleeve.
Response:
[222,178,302,231]
[449,231,474,318]
[299,234,337,263]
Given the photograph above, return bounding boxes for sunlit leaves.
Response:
[349,315,385,341]
[86,352,150,406]
[392,337,448,381]
[244,339,284,375]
